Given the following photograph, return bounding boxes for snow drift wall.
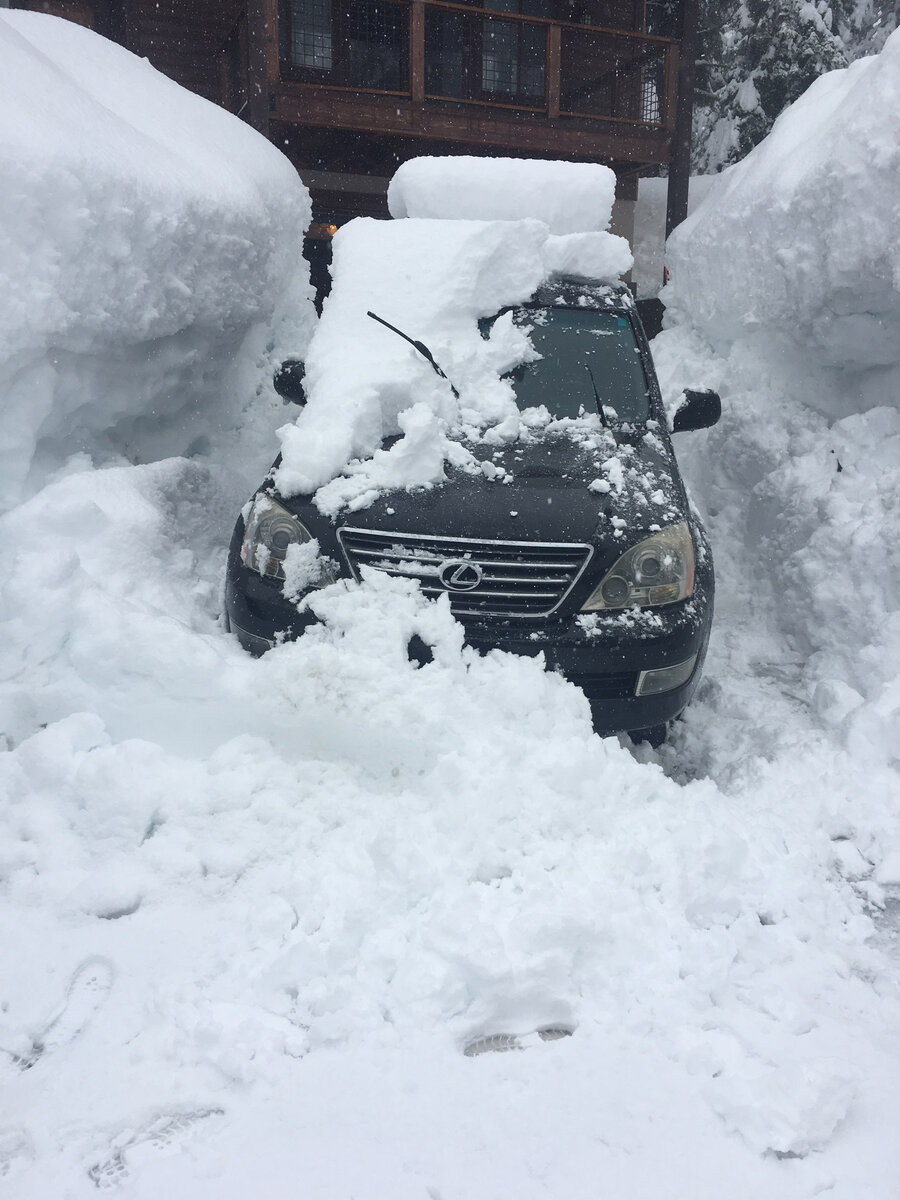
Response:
[0,12,313,511]
[664,29,900,389]
[652,30,900,775]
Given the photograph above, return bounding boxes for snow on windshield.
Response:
[274,197,633,514]
[1,14,899,1200]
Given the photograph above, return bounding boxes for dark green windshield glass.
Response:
[500,307,651,422]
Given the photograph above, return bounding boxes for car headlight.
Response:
[581,521,695,611]
[240,493,317,582]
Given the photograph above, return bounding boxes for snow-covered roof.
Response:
[276,158,633,512]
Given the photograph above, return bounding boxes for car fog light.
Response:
[601,575,630,606]
[635,653,697,696]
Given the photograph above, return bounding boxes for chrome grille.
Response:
[337,527,593,618]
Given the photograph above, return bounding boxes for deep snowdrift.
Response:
[0,11,313,511]
[663,29,900,385]
[1,19,899,1200]
[655,27,900,779]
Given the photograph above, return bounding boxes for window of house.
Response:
[482,0,552,100]
[287,0,332,71]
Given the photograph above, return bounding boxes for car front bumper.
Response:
[225,521,712,735]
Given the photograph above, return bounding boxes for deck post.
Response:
[411,1,425,103]
[246,0,275,135]
[665,0,699,238]
[547,23,561,119]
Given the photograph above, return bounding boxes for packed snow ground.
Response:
[1,16,899,1200]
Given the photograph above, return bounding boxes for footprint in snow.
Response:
[0,1128,34,1181]
[17,957,114,1070]
[87,1109,225,1190]
[464,1026,573,1057]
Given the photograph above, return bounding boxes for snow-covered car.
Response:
[225,278,720,743]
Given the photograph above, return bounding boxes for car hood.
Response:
[330,425,688,554]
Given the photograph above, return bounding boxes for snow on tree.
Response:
[693,0,849,170]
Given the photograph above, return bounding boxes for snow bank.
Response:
[387,155,617,232]
[2,25,899,1197]
[651,33,900,788]
[2,459,897,1198]
[663,30,900,382]
[276,202,631,511]
[0,12,313,511]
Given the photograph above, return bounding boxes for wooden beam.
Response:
[665,0,699,237]
[272,88,671,165]
[263,0,279,88]
[546,24,561,120]
[410,2,425,104]
[246,0,270,135]
[663,42,679,133]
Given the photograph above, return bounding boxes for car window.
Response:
[490,307,651,423]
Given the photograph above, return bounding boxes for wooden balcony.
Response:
[241,0,679,168]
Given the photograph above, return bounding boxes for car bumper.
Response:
[225,532,712,735]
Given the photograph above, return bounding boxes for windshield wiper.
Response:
[584,363,609,429]
[367,310,459,399]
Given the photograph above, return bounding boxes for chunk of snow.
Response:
[275,216,551,506]
[542,232,633,281]
[387,155,617,233]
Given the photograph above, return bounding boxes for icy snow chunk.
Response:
[281,538,330,601]
[708,1060,858,1157]
[0,12,312,510]
[875,851,900,885]
[387,156,616,233]
[664,30,900,380]
[542,232,633,282]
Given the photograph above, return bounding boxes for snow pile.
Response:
[387,155,617,232]
[651,33,900,793]
[276,165,632,511]
[2,460,897,1197]
[0,12,313,511]
[1,26,900,1199]
[664,30,900,381]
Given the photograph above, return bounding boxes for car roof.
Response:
[527,278,634,310]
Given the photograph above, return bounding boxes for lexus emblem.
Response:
[438,559,483,591]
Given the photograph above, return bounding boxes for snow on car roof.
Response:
[275,160,633,514]
[387,155,617,233]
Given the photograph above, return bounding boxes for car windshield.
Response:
[494,307,651,423]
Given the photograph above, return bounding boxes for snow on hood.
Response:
[663,29,900,385]
[0,11,313,510]
[387,155,617,232]
[275,210,632,513]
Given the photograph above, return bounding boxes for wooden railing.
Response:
[274,0,678,131]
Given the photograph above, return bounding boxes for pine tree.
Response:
[692,0,849,171]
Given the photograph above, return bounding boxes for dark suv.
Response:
[225,280,720,743]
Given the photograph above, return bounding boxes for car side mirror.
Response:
[671,388,721,433]
[274,359,307,406]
